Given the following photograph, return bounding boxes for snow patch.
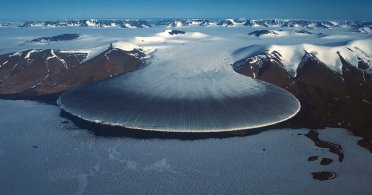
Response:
[112,41,139,51]
[9,52,22,57]
[46,49,68,69]
[85,19,97,27]
[0,60,8,68]
[80,46,108,62]
[267,45,305,76]
[24,49,39,59]
[132,30,209,53]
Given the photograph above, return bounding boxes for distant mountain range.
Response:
[1,19,371,30]
[0,22,11,27]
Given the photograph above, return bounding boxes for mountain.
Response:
[233,45,372,140]
[294,30,313,35]
[164,20,189,28]
[168,30,186,35]
[249,30,279,37]
[29,34,80,43]
[244,19,269,27]
[156,19,217,28]
[218,19,245,27]
[352,26,372,33]
[6,19,370,29]
[0,22,10,27]
[0,44,147,97]
[17,19,152,28]
[155,19,371,29]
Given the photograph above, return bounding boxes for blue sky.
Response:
[1,0,371,21]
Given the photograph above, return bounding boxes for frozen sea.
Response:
[0,99,371,194]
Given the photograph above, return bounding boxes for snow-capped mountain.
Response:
[352,26,372,33]
[217,19,246,27]
[233,41,372,134]
[155,19,371,29]
[163,20,189,28]
[249,30,279,37]
[17,19,152,28]
[234,40,372,78]
[157,19,217,28]
[0,19,369,31]
[0,22,11,27]
[244,20,269,27]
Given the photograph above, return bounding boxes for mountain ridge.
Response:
[1,19,370,29]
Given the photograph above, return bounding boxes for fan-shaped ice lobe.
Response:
[58,31,301,133]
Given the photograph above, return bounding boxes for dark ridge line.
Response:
[305,130,344,162]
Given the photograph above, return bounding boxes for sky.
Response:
[0,0,371,21]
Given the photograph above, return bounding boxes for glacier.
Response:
[57,31,301,132]
[1,23,371,132]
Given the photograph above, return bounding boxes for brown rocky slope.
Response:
[0,44,146,99]
[233,51,372,143]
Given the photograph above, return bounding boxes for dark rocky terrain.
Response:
[168,30,186,35]
[294,30,313,34]
[29,34,80,42]
[233,50,372,143]
[249,30,278,37]
[0,45,146,98]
